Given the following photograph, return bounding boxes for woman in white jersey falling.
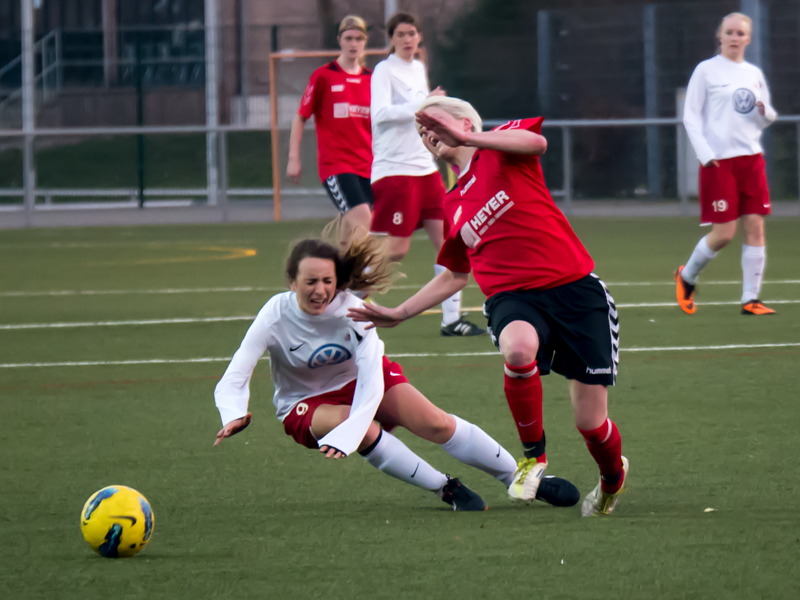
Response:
[213,234,579,510]
[370,12,484,337]
[676,12,777,316]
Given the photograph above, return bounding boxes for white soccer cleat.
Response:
[508,458,547,502]
[581,455,629,517]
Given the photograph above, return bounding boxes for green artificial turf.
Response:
[1,218,799,599]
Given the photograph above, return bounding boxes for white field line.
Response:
[3,279,800,298]
[4,299,800,331]
[2,342,800,369]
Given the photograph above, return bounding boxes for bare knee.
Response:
[386,237,410,262]
[421,411,455,444]
[707,223,737,251]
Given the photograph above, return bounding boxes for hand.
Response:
[428,86,446,97]
[347,301,407,329]
[286,157,302,184]
[319,445,346,459]
[214,413,252,446]
[755,101,766,116]
[703,159,720,168]
[415,110,470,148]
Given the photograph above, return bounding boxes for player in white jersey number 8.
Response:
[213,233,580,511]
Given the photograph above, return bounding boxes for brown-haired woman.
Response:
[213,235,579,510]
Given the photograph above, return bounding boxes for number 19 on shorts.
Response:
[712,200,728,213]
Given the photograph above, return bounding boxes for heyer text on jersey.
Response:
[469,190,513,234]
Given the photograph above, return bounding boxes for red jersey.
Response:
[298,62,373,181]
[436,118,594,298]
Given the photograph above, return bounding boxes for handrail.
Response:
[0,30,57,80]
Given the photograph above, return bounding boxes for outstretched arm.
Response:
[213,303,273,445]
[348,268,469,328]
[416,111,547,156]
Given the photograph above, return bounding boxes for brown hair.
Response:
[386,12,421,54]
[285,233,395,294]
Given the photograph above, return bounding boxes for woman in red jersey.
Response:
[287,16,374,247]
[349,96,628,518]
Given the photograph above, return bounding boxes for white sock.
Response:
[435,264,461,326]
[361,430,447,492]
[440,415,517,488]
[741,244,766,304]
[682,235,719,285]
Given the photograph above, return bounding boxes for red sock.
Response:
[579,419,623,493]
[504,361,545,462]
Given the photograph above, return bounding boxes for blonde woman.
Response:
[676,12,777,316]
[350,96,628,517]
[287,16,374,248]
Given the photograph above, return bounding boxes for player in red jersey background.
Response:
[349,96,629,518]
[287,16,374,248]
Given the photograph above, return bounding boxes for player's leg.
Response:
[676,159,738,314]
[738,155,773,314]
[570,382,628,517]
[301,392,484,510]
[740,215,772,314]
[483,291,551,502]
[323,174,373,251]
[376,380,517,487]
[542,274,627,516]
[377,366,579,507]
[309,403,443,489]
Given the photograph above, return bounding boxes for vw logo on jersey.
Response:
[307,344,352,368]
[732,88,756,114]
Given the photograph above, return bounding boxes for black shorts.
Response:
[483,274,619,386]
[323,173,373,214]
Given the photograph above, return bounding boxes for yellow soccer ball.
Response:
[80,485,154,558]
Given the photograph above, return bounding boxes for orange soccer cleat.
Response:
[741,300,775,315]
[674,266,696,315]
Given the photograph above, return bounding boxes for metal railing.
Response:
[0,29,62,111]
[2,116,799,225]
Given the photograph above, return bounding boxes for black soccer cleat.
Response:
[441,316,486,337]
[438,477,488,511]
[535,475,581,507]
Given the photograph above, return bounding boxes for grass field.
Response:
[2,217,800,600]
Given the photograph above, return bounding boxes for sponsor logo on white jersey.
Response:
[308,344,352,368]
[331,84,345,92]
[733,88,756,114]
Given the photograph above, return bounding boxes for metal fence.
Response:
[1,0,799,228]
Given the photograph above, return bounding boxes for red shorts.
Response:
[699,154,771,224]
[282,356,409,449]
[371,172,447,237]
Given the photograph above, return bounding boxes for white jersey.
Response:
[370,53,438,183]
[683,54,777,166]
[214,290,385,457]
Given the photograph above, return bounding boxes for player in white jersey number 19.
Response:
[676,12,777,317]
[213,233,580,511]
